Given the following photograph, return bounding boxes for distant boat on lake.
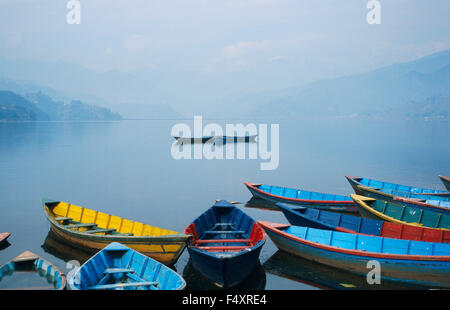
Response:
[173,134,257,144]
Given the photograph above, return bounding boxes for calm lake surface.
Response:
[0,119,449,289]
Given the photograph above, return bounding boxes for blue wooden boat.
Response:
[184,200,266,287]
[277,202,450,243]
[244,182,357,213]
[0,251,66,290]
[67,242,186,290]
[440,175,450,191]
[259,221,450,288]
[346,176,450,201]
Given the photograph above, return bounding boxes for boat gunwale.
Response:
[258,221,450,262]
[244,182,354,205]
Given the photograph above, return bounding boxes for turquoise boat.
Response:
[0,251,66,290]
[67,242,186,290]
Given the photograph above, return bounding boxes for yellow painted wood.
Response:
[43,200,190,265]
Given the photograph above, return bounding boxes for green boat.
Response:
[351,194,450,230]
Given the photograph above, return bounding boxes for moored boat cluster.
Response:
[1,175,449,289]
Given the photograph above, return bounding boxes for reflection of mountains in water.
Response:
[183,259,266,290]
[41,230,95,265]
[263,251,428,290]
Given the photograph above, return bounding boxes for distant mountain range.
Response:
[242,50,450,119]
[0,90,121,121]
[1,50,449,120]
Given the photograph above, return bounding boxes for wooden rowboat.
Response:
[346,175,450,200]
[0,232,11,245]
[351,194,450,230]
[184,200,266,287]
[42,198,190,265]
[0,251,66,290]
[244,182,357,213]
[67,242,186,290]
[440,175,450,191]
[277,202,450,243]
[173,135,257,144]
[259,221,450,288]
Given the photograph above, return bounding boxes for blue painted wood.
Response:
[185,200,265,287]
[347,176,450,202]
[245,182,356,212]
[67,242,186,290]
[276,203,383,236]
[260,222,450,288]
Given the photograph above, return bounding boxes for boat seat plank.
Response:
[198,246,250,251]
[204,230,245,234]
[112,232,134,236]
[66,223,97,229]
[54,217,72,221]
[213,223,234,226]
[88,281,158,290]
[104,268,135,274]
[85,228,116,234]
[195,239,251,244]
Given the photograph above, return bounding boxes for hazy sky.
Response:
[1,0,450,89]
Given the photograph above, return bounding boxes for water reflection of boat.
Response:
[245,197,280,211]
[263,250,428,290]
[41,230,93,265]
[183,259,266,290]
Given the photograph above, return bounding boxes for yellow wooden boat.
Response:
[42,198,190,265]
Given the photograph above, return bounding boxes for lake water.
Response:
[0,119,449,290]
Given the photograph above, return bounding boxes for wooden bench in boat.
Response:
[204,230,245,234]
[195,239,251,245]
[54,217,72,222]
[197,245,250,251]
[84,228,117,234]
[66,223,98,229]
[103,268,135,274]
[54,216,135,236]
[89,281,158,290]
